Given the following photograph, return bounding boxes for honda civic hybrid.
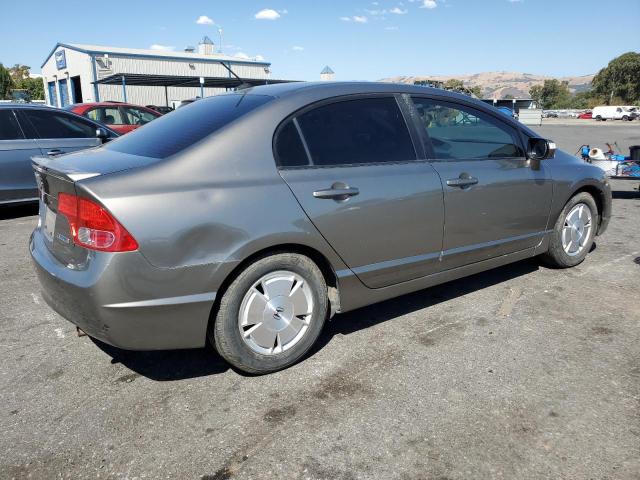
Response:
[30,82,612,374]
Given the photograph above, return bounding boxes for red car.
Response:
[65,102,162,134]
[578,112,593,119]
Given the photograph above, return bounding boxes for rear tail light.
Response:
[57,193,138,252]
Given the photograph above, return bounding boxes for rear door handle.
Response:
[46,149,63,156]
[446,176,478,188]
[313,185,359,200]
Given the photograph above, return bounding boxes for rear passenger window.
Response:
[274,120,309,167]
[20,110,96,139]
[411,97,524,160]
[0,110,25,140]
[296,97,416,166]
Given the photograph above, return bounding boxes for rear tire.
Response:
[210,253,328,374]
[540,193,598,268]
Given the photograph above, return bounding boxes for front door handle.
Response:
[446,175,478,188]
[313,184,359,200]
[46,149,63,156]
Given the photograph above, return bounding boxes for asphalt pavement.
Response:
[1,126,639,479]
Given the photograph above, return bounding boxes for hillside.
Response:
[380,71,594,99]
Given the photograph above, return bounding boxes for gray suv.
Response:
[30,82,612,374]
[0,104,116,205]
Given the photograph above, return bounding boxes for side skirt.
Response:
[336,247,538,313]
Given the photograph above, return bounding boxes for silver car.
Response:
[30,82,612,374]
[0,104,117,205]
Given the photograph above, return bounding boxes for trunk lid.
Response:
[32,148,154,267]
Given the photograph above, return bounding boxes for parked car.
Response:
[578,111,593,119]
[496,106,518,119]
[542,111,558,118]
[0,104,117,205]
[592,105,637,121]
[65,102,162,134]
[31,83,612,374]
[146,105,174,115]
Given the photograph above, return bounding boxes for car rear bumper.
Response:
[30,228,216,350]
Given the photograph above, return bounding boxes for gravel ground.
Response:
[1,127,639,479]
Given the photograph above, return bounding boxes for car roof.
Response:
[0,103,60,110]
[243,81,474,102]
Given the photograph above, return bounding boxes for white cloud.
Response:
[420,0,437,8]
[280,9,288,14]
[254,54,265,61]
[255,8,281,20]
[234,52,250,59]
[339,16,351,21]
[149,44,175,51]
[195,15,214,25]
[292,46,304,51]
[390,7,408,14]
[353,15,368,23]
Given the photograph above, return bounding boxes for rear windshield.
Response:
[104,93,272,159]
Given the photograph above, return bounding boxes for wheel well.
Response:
[206,244,340,337]
[572,185,604,231]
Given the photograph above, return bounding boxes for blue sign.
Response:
[55,50,66,70]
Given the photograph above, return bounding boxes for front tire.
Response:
[540,193,598,268]
[211,253,328,374]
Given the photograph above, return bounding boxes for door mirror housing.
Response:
[96,127,110,143]
[528,138,556,160]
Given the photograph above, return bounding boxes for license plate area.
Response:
[43,205,57,242]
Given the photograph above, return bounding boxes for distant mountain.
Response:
[379,71,594,99]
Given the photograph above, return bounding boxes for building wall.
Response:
[42,45,271,107]
[41,46,96,106]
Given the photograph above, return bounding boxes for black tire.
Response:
[623,115,629,121]
[595,116,602,121]
[210,253,328,374]
[540,192,598,268]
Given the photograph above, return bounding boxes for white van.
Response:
[592,105,637,121]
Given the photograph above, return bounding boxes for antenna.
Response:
[218,27,223,54]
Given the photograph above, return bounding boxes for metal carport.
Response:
[93,71,295,106]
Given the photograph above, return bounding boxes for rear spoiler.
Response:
[31,155,101,182]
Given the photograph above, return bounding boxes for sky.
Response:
[1,0,638,81]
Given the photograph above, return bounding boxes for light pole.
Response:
[218,28,223,54]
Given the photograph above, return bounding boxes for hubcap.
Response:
[561,203,592,257]
[238,271,314,355]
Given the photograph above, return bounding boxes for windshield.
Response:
[104,93,273,159]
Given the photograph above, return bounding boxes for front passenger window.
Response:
[411,98,524,160]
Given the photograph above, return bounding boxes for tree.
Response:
[18,77,44,100]
[8,64,30,83]
[528,79,571,109]
[592,51,640,104]
[0,63,13,99]
[443,78,464,91]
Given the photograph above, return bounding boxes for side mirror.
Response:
[96,127,110,144]
[528,138,556,160]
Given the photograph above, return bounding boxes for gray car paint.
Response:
[0,105,113,205]
[30,82,612,351]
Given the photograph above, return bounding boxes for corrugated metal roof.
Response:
[41,42,270,68]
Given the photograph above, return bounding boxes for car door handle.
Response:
[446,176,478,188]
[46,149,63,156]
[313,186,360,200]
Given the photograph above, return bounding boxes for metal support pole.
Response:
[164,85,169,107]
[121,75,128,103]
[200,77,204,98]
